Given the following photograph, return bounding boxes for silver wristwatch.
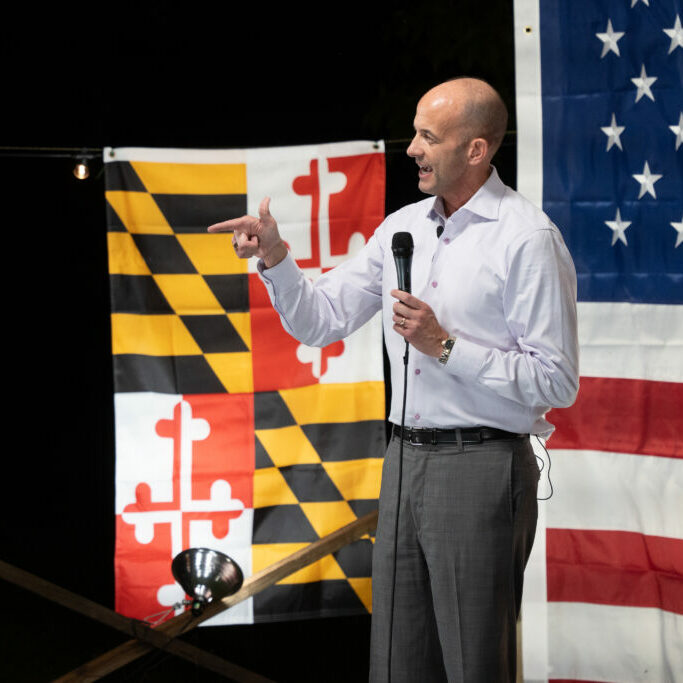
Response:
[438,337,455,365]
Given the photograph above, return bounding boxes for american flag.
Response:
[515,0,682,681]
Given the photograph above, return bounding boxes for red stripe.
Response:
[547,377,683,458]
[547,528,683,615]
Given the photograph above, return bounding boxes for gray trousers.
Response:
[369,433,540,683]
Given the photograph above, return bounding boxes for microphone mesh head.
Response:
[392,232,414,254]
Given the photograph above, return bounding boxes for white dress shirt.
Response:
[259,167,579,438]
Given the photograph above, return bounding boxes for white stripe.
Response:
[548,602,683,682]
[578,302,683,383]
[514,0,548,679]
[522,496,548,682]
[103,140,384,164]
[513,0,543,208]
[547,449,683,539]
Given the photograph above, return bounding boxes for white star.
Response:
[672,217,683,248]
[670,112,683,150]
[632,161,663,199]
[605,208,631,246]
[601,113,626,150]
[596,19,625,58]
[631,0,650,6]
[631,64,657,102]
[663,15,683,53]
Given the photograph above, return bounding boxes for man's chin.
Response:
[417,178,437,196]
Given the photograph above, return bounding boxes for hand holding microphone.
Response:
[391,231,449,357]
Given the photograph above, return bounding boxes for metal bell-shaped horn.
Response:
[171,548,244,615]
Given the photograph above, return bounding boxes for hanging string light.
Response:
[73,155,90,180]
[0,146,102,180]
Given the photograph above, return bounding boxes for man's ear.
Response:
[468,137,489,165]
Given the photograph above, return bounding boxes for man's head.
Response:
[406,78,508,215]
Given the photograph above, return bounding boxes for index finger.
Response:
[207,215,256,234]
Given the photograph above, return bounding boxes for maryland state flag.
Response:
[105,142,386,625]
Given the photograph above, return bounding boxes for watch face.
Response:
[439,338,455,364]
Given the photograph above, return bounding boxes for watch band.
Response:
[439,337,455,365]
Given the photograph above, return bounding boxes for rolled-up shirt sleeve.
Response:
[258,233,385,347]
[445,228,579,410]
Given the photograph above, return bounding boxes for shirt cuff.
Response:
[443,336,488,380]
[257,252,301,292]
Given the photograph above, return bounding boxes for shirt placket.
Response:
[409,217,446,425]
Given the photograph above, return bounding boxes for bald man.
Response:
[209,78,579,683]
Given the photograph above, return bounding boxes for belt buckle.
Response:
[408,429,424,446]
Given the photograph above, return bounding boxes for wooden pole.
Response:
[54,510,378,682]
[0,560,274,682]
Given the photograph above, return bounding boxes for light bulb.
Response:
[73,158,90,180]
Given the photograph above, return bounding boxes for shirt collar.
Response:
[427,166,506,223]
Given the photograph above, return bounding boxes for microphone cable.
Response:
[534,435,554,501]
[386,338,409,682]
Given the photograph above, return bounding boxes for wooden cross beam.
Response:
[0,560,273,682]
[2,510,378,682]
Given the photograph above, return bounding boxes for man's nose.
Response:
[406,134,421,158]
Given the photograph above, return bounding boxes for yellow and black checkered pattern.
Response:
[252,382,384,617]
[106,159,253,394]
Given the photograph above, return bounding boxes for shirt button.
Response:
[444,238,451,244]
[431,281,438,288]
[415,369,421,375]
[414,413,420,421]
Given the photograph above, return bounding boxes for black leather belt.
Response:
[393,425,524,446]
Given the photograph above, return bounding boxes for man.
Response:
[209,78,579,682]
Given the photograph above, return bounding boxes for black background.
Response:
[1,3,518,680]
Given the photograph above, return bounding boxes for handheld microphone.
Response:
[391,232,414,293]
[387,231,414,683]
